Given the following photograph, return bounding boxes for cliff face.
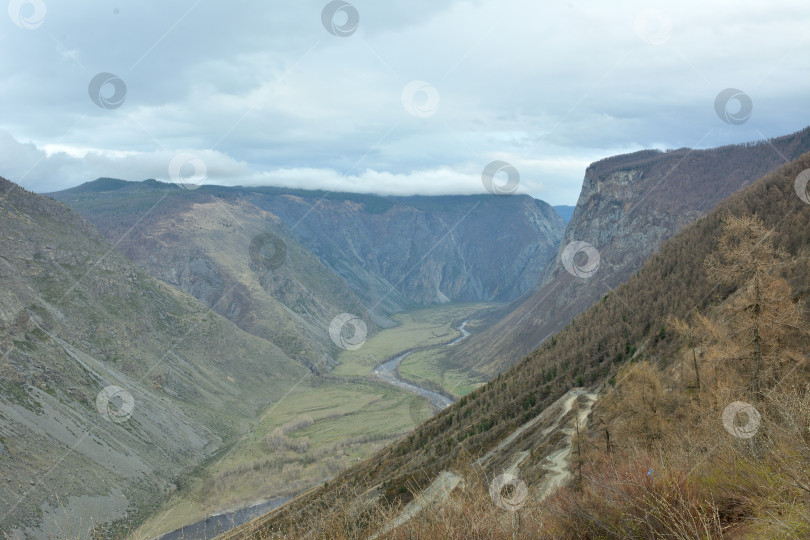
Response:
[448,127,810,376]
[52,184,565,337]
[250,192,564,308]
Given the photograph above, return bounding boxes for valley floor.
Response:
[133,303,495,540]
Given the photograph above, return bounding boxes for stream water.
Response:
[372,320,470,411]
[155,321,473,539]
[156,497,290,540]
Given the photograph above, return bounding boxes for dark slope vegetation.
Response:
[0,178,307,537]
[447,127,810,377]
[225,151,810,538]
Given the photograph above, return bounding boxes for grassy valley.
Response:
[331,303,492,382]
[396,312,496,397]
[133,302,494,539]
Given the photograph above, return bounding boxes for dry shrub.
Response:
[265,427,310,454]
[541,451,722,539]
[281,416,315,434]
[292,478,547,539]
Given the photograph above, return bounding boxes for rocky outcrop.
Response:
[448,127,810,376]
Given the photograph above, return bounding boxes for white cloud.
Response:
[1,130,599,202]
[1,0,808,203]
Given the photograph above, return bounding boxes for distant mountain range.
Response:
[49,183,565,369]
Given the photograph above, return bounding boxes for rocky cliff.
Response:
[447,127,810,376]
[247,191,564,306]
[51,184,564,350]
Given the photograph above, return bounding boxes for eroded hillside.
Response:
[0,178,307,537]
[51,184,564,324]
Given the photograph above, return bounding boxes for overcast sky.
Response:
[0,0,808,204]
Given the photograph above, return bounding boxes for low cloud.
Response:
[1,130,597,203]
[1,0,808,204]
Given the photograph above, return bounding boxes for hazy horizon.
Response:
[2,0,809,205]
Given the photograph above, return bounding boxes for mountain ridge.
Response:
[49,182,565,351]
[444,126,810,376]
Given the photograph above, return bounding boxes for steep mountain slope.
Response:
[224,150,810,538]
[0,178,307,537]
[447,127,810,376]
[245,191,564,306]
[553,205,576,224]
[50,180,373,370]
[51,184,564,323]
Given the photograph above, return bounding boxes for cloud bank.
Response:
[1,0,808,204]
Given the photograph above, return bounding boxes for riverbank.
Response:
[135,304,494,540]
[157,497,290,540]
[371,320,472,411]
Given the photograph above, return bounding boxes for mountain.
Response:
[49,180,373,371]
[50,183,564,357]
[222,149,810,539]
[52,184,564,309]
[446,127,810,377]
[0,178,307,537]
[244,190,564,306]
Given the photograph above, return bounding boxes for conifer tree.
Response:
[703,215,802,399]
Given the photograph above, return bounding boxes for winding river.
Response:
[157,497,290,540]
[372,320,470,411]
[155,321,472,539]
